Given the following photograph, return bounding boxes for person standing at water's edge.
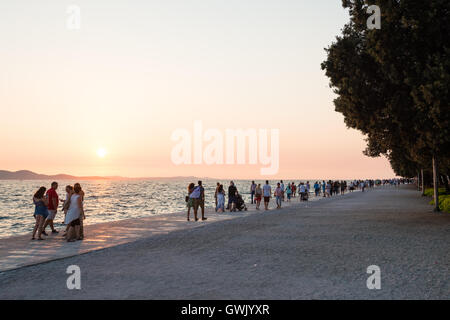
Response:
[214,182,220,212]
[228,181,238,212]
[32,187,48,240]
[74,183,85,239]
[61,185,74,237]
[263,180,271,210]
[250,181,256,204]
[189,181,206,221]
[216,184,225,213]
[64,184,83,242]
[186,183,195,221]
[43,182,59,234]
[197,181,207,221]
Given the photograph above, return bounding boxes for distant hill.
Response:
[0,170,112,181]
[0,170,209,181]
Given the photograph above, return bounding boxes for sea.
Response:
[0,179,341,238]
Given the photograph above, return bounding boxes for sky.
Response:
[0,0,396,179]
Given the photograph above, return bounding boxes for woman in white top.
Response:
[216,184,225,213]
[61,185,73,236]
[326,182,331,197]
[65,184,84,242]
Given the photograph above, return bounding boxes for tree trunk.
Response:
[432,156,440,212]
[421,169,425,196]
[417,171,421,191]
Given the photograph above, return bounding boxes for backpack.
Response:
[189,186,201,199]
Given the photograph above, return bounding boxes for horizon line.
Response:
[0,169,400,181]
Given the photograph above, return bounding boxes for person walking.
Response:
[250,181,256,204]
[32,187,48,240]
[274,183,282,208]
[263,180,271,210]
[322,180,326,197]
[189,183,201,221]
[286,184,292,202]
[326,181,331,197]
[42,182,59,234]
[314,181,320,197]
[341,181,346,195]
[360,181,365,192]
[255,183,262,210]
[299,183,306,201]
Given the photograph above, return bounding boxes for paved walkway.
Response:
[0,195,303,272]
[1,186,448,299]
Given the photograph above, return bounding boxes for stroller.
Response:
[235,193,248,211]
[300,191,309,201]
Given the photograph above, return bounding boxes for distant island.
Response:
[0,170,202,181]
[0,170,118,180]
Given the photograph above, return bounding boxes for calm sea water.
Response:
[0,179,324,238]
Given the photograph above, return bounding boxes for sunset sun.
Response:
[96,148,107,158]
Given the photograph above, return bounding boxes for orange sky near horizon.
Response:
[0,1,397,180]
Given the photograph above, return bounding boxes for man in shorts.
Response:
[263,180,272,210]
[194,181,207,221]
[43,181,59,234]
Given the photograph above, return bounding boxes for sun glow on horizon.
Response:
[96,148,107,158]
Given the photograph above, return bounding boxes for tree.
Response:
[322,0,450,211]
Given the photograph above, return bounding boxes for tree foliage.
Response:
[322,0,450,180]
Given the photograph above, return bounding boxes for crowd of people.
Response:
[31,179,411,234]
[184,179,409,221]
[32,181,85,242]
